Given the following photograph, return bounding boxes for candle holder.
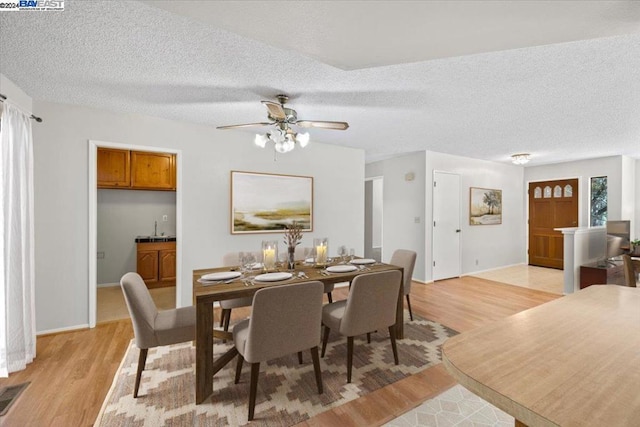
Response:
[313,237,329,268]
[262,240,278,272]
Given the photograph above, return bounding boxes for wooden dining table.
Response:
[192,259,404,404]
[442,285,640,426]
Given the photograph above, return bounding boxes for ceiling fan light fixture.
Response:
[254,133,268,148]
[511,153,530,165]
[297,132,310,148]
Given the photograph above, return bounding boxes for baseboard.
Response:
[37,323,90,337]
[97,282,119,288]
[412,279,433,285]
[462,262,527,277]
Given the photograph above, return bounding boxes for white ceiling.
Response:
[1,0,639,165]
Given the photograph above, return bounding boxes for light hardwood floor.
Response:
[0,269,560,426]
[97,285,176,323]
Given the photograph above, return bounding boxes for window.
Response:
[590,176,607,226]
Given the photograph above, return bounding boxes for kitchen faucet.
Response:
[154,220,157,237]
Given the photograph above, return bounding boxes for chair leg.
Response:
[388,325,399,365]
[327,292,333,303]
[219,308,228,327]
[406,294,413,321]
[310,346,323,394]
[321,326,331,357]
[366,332,371,344]
[134,348,148,398]
[235,354,244,384]
[347,336,354,383]
[298,351,303,364]
[223,308,232,332]
[248,362,260,421]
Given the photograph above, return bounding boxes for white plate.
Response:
[327,265,358,273]
[304,258,315,264]
[248,262,263,270]
[201,271,242,281]
[254,272,293,282]
[350,258,376,265]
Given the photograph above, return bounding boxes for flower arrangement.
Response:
[283,221,303,269]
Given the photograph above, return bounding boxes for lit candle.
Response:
[263,248,276,270]
[316,245,327,265]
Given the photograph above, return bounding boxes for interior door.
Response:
[528,179,578,269]
[433,172,461,280]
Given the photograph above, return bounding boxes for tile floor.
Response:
[385,385,513,427]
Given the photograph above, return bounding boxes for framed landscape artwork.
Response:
[230,171,313,234]
[469,187,502,225]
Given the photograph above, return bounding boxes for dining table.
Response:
[192,258,404,404]
[442,285,640,426]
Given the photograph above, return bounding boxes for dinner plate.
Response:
[201,271,242,281]
[304,258,315,264]
[350,258,376,265]
[326,265,358,273]
[248,262,263,270]
[254,272,293,282]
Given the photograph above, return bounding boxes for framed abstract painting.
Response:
[469,187,502,225]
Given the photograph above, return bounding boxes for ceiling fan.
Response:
[217,94,349,131]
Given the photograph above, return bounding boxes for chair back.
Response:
[340,270,402,336]
[243,281,323,363]
[622,254,638,287]
[390,249,417,296]
[120,272,159,349]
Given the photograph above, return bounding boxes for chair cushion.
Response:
[233,318,250,357]
[322,300,346,331]
[155,305,196,346]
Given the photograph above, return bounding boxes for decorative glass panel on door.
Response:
[544,186,552,198]
[554,185,562,198]
[564,184,573,197]
[534,187,542,199]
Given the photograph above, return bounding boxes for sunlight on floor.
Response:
[470,264,564,295]
[97,285,176,323]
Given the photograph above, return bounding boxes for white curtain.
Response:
[0,102,36,377]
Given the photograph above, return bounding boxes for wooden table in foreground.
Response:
[193,261,404,404]
[442,285,640,427]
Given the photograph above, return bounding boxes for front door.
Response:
[528,179,578,269]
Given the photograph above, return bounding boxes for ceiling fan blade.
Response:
[261,101,286,120]
[296,120,349,130]
[217,122,272,130]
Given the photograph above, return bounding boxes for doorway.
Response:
[432,172,461,280]
[528,178,578,269]
[88,140,183,328]
[364,177,383,262]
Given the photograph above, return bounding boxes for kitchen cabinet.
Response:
[97,149,176,191]
[97,147,130,188]
[136,241,176,288]
[131,151,176,190]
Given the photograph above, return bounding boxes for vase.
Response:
[262,240,278,272]
[313,237,328,267]
[287,246,296,270]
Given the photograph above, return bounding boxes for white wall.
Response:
[32,100,364,333]
[97,189,176,284]
[524,156,626,227]
[621,156,637,239]
[636,159,640,241]
[366,153,426,280]
[0,73,33,113]
[425,151,526,281]
[372,178,383,247]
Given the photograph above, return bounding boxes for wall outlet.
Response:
[162,215,168,222]
[475,259,479,266]
[414,217,420,223]
[97,251,105,259]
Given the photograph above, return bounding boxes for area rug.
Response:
[95,312,457,426]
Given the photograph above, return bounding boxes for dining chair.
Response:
[295,246,334,303]
[390,249,417,320]
[219,252,257,332]
[321,270,402,383]
[622,254,638,287]
[120,272,196,397]
[233,281,324,421]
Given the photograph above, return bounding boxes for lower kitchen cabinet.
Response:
[136,241,176,288]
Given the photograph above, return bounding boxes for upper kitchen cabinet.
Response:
[97,149,176,191]
[131,151,176,191]
[97,147,130,188]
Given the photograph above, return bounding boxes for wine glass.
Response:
[243,252,256,272]
[349,248,355,263]
[338,245,347,264]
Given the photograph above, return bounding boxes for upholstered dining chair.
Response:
[622,254,638,287]
[390,249,417,320]
[295,246,335,303]
[321,270,402,383]
[219,252,258,332]
[120,272,196,398]
[233,281,324,421]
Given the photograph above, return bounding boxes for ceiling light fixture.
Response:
[511,153,530,165]
[254,126,310,154]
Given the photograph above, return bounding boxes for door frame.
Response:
[432,170,461,280]
[364,176,383,262]
[88,139,183,328]
[525,175,582,265]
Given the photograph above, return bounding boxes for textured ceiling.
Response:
[1,0,639,165]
